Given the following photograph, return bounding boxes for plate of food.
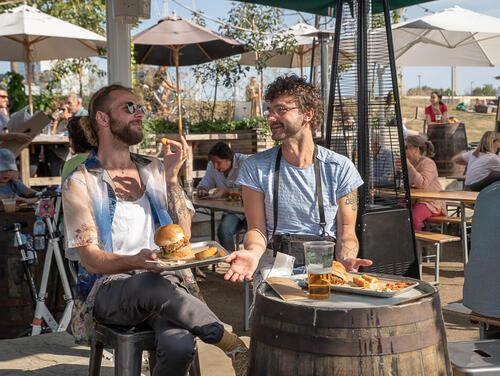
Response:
[330,261,418,297]
[149,224,229,271]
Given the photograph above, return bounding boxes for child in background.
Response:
[0,148,39,201]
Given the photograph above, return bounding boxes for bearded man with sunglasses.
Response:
[62,85,248,376]
[225,74,372,286]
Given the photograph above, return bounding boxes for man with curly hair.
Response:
[224,74,372,285]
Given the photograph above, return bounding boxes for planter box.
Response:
[139,129,273,182]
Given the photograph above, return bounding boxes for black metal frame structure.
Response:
[325,0,419,278]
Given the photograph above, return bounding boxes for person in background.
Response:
[0,85,9,131]
[245,76,262,118]
[372,138,396,188]
[0,148,38,201]
[52,94,89,135]
[197,142,249,252]
[406,135,446,230]
[425,91,448,126]
[452,131,500,191]
[61,117,94,182]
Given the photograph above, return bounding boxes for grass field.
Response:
[401,97,497,143]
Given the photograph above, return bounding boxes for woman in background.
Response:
[406,135,446,230]
[452,131,500,191]
[61,117,94,182]
[425,91,448,126]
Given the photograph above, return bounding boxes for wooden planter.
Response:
[140,129,274,182]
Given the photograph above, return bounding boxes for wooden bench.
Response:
[444,302,500,339]
[426,215,472,225]
[415,231,461,283]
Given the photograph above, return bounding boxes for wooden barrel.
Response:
[250,277,451,376]
[427,123,468,177]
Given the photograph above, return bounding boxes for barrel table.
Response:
[427,123,468,177]
[250,277,451,375]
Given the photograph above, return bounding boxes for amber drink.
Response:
[303,241,335,299]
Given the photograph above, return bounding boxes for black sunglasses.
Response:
[125,102,146,115]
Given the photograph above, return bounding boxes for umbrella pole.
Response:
[25,41,33,114]
[174,47,183,136]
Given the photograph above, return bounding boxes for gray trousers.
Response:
[94,272,224,376]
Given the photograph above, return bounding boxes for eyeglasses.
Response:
[125,102,146,115]
[264,106,300,117]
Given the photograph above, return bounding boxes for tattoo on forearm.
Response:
[339,239,359,259]
[344,191,358,211]
[167,183,190,223]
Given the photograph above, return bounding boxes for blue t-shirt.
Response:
[236,145,363,239]
[0,179,36,198]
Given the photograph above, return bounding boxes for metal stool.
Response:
[89,323,201,376]
[449,340,500,375]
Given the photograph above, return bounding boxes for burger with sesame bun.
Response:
[154,224,192,259]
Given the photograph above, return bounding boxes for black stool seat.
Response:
[89,322,201,376]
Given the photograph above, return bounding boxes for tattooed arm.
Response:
[334,190,372,271]
[335,190,359,260]
[167,182,192,239]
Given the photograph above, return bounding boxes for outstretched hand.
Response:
[162,136,189,183]
[340,257,373,272]
[224,250,260,282]
[133,249,162,272]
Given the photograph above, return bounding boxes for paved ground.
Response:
[0,242,479,375]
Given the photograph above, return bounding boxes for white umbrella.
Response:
[393,6,500,67]
[240,23,352,76]
[0,5,106,112]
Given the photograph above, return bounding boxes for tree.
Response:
[472,84,496,97]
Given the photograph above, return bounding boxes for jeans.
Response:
[217,213,247,252]
[93,272,224,376]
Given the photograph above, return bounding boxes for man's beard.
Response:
[109,117,144,145]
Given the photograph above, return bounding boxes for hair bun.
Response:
[78,116,98,147]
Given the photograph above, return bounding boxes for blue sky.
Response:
[2,0,500,96]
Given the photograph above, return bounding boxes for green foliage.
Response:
[32,92,64,114]
[143,116,269,135]
[1,72,27,113]
[221,4,296,73]
[472,84,496,97]
[406,86,451,96]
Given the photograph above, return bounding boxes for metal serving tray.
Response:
[150,241,229,271]
[293,273,419,298]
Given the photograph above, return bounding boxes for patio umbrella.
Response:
[0,5,106,113]
[133,14,246,135]
[239,23,350,76]
[393,6,500,67]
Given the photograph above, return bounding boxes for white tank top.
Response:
[111,193,157,256]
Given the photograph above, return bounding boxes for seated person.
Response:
[197,142,248,252]
[62,85,248,376]
[405,135,446,230]
[452,131,500,191]
[0,148,39,202]
[372,139,396,187]
[61,116,94,182]
[425,92,448,126]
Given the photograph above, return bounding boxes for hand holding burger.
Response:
[154,224,192,259]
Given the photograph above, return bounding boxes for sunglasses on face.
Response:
[125,102,146,115]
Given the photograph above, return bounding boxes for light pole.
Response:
[470,81,474,95]
[417,74,421,92]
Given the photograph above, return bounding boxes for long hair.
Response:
[431,91,444,106]
[406,134,435,158]
[473,131,499,157]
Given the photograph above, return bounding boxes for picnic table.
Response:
[411,189,478,256]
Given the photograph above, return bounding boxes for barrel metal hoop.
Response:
[255,292,440,328]
[251,319,442,356]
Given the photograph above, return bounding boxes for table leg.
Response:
[460,202,469,264]
[210,210,215,241]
